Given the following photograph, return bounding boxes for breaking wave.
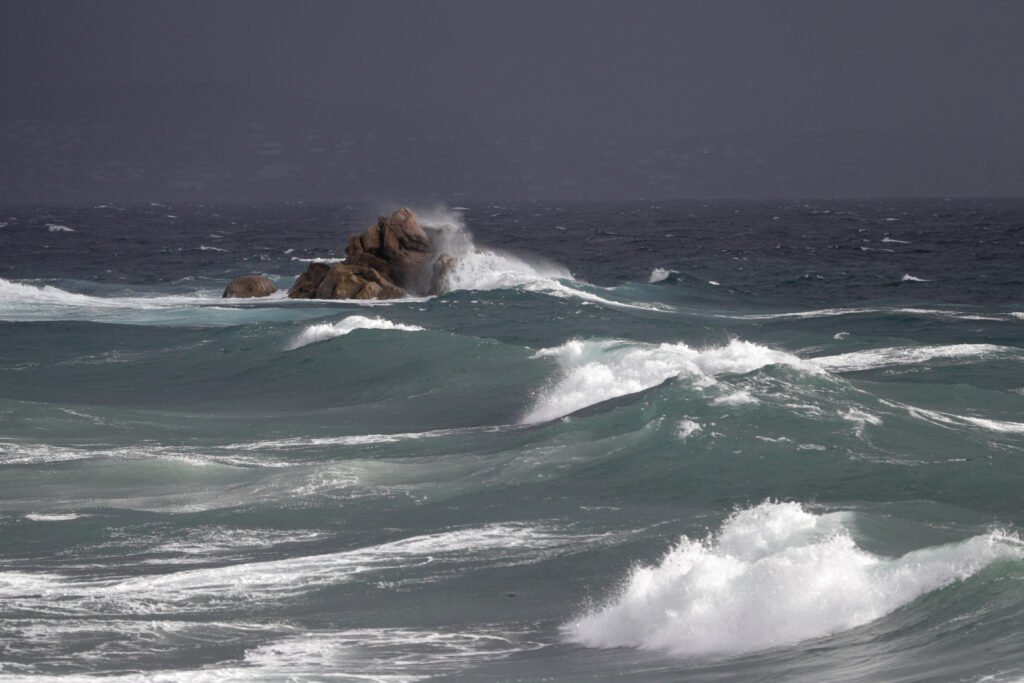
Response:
[564,501,1023,656]
[286,315,425,350]
[521,338,815,423]
[419,210,660,310]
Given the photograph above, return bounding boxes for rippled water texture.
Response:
[1,199,1022,680]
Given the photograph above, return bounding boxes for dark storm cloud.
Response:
[2,0,1023,200]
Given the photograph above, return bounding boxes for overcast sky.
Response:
[3,1,1024,200]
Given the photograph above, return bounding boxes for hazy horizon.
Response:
[3,1,1023,202]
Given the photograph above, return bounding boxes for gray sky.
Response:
[3,0,1024,200]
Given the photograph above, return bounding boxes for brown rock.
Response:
[346,208,435,293]
[285,208,454,301]
[288,262,330,299]
[314,263,406,300]
[223,275,277,298]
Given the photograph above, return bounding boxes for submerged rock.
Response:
[222,275,277,298]
[284,208,454,301]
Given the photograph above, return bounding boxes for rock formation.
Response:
[222,275,277,298]
[286,208,456,300]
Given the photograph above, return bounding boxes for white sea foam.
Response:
[813,343,1016,373]
[564,501,1023,656]
[24,512,83,522]
[0,277,227,323]
[712,390,759,406]
[286,315,425,349]
[236,627,541,679]
[522,338,816,423]
[418,209,571,293]
[676,420,703,439]
[901,274,930,282]
[12,624,539,681]
[882,236,911,243]
[224,425,504,451]
[47,223,73,232]
[649,268,676,283]
[893,307,1008,322]
[417,209,664,310]
[147,527,326,562]
[722,307,1011,323]
[199,244,227,252]
[887,401,1024,434]
[0,523,609,615]
[0,441,95,465]
[720,307,883,321]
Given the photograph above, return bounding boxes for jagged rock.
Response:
[315,263,404,300]
[287,262,330,299]
[280,208,456,301]
[223,275,277,298]
[346,207,435,293]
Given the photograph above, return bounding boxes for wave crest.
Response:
[286,316,424,350]
[521,338,815,423]
[563,501,1023,656]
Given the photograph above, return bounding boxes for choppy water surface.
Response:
[1,199,1023,681]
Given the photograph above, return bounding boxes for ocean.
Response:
[1,199,1022,681]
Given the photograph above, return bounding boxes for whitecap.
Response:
[712,390,759,406]
[882,236,911,244]
[199,245,228,252]
[286,315,424,350]
[563,501,1023,656]
[24,512,83,522]
[416,209,665,311]
[900,274,930,282]
[46,223,73,232]
[522,338,816,423]
[649,268,676,283]
[676,420,703,439]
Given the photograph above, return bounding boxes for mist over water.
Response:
[1,199,1023,680]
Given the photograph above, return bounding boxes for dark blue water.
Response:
[1,199,1023,681]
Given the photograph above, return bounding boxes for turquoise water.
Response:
[1,200,1023,680]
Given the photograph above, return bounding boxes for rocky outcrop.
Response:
[286,208,453,300]
[223,275,277,298]
[287,262,330,299]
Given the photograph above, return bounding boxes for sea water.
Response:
[1,199,1022,680]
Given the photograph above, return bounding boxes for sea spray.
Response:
[564,501,1024,656]
[415,208,572,292]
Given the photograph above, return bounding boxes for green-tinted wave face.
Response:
[1,200,1023,681]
